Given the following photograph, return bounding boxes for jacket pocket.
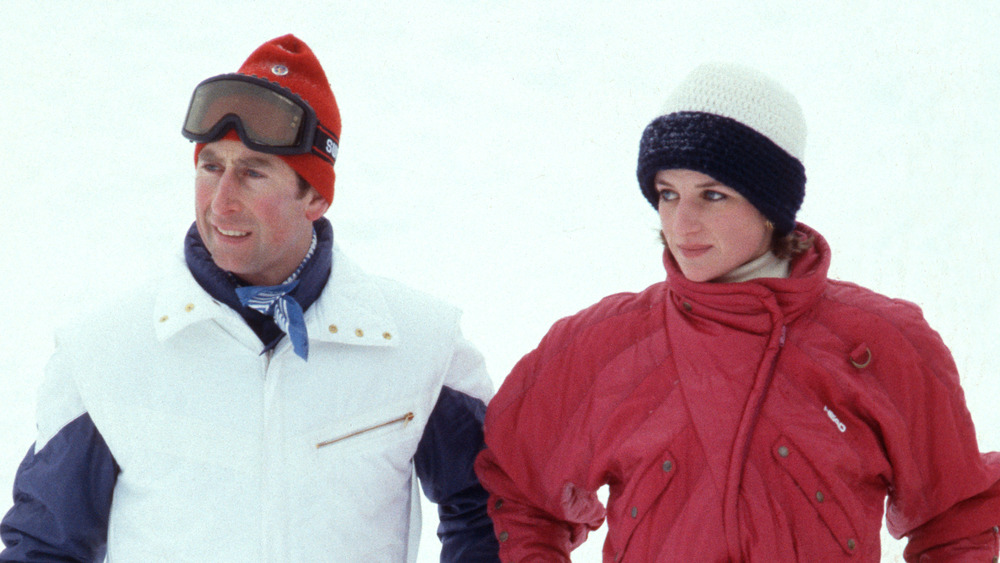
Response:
[314,412,414,449]
[604,447,678,562]
[772,434,860,556]
[304,405,418,457]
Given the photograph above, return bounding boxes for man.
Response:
[1,34,499,562]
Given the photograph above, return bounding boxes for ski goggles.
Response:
[182,73,338,162]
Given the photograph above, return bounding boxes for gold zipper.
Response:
[315,412,414,449]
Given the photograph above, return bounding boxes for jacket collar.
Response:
[664,223,830,333]
[183,218,334,347]
[155,241,399,350]
[300,245,400,348]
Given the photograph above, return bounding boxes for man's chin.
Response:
[208,254,248,278]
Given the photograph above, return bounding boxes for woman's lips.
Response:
[677,244,711,259]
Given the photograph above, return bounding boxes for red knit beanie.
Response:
[193,34,341,203]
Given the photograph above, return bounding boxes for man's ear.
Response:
[305,190,331,221]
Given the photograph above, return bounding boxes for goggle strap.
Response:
[312,124,339,165]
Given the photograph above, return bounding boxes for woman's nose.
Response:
[672,199,702,234]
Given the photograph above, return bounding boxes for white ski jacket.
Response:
[4,244,495,562]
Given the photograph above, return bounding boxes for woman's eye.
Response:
[703,190,727,201]
[658,190,677,202]
[245,169,264,179]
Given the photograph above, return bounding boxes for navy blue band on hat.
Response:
[637,111,806,235]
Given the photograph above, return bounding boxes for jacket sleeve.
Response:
[0,414,117,563]
[474,322,607,563]
[413,328,500,563]
[1,331,118,563]
[877,305,1000,561]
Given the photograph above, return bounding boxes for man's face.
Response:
[194,139,329,286]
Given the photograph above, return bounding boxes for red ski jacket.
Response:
[476,225,1000,562]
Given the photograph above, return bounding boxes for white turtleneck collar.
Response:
[713,250,790,283]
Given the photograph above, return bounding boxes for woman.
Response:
[474,63,1000,561]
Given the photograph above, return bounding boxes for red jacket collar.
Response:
[663,223,831,332]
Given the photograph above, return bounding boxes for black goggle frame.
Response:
[182,73,337,164]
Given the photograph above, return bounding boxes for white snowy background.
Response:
[2,2,999,561]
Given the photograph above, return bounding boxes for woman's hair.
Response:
[771,230,814,259]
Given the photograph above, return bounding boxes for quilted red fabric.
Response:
[476,224,1000,562]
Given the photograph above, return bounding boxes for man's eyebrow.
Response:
[197,149,276,169]
[198,148,221,162]
[236,156,277,169]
